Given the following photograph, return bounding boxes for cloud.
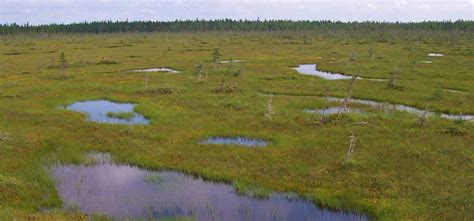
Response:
[419,4,432,10]
[394,0,408,8]
[367,3,377,9]
[0,0,472,25]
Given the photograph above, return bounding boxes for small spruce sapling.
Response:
[218,78,225,92]
[195,64,203,82]
[59,52,68,75]
[144,73,149,89]
[348,51,355,62]
[388,65,398,89]
[212,48,222,65]
[212,48,225,90]
[368,48,375,61]
[417,107,429,127]
[265,95,274,120]
[344,131,356,164]
[226,58,242,77]
[340,75,357,113]
[322,86,331,109]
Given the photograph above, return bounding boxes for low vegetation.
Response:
[0,23,472,220]
[106,111,135,120]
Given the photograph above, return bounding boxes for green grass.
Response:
[0,31,472,220]
[106,111,135,120]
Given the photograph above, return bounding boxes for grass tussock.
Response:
[96,59,119,65]
[106,111,135,120]
[137,87,175,95]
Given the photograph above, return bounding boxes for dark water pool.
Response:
[50,153,368,221]
[65,100,149,125]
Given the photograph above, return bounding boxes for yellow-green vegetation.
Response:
[0,32,473,220]
[106,111,135,120]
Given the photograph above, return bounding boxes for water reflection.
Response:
[292,64,385,81]
[305,107,361,115]
[51,153,368,221]
[130,68,179,73]
[202,137,269,147]
[427,53,444,57]
[326,97,473,121]
[65,100,149,125]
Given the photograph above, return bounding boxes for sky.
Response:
[0,0,473,25]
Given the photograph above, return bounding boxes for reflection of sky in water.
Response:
[202,137,268,147]
[305,107,361,115]
[51,154,369,220]
[220,60,243,63]
[65,100,149,125]
[293,64,353,80]
[293,64,386,81]
[326,97,473,121]
[130,68,179,73]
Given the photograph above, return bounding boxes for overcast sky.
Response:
[0,0,473,25]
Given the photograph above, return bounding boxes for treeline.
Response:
[1,19,473,34]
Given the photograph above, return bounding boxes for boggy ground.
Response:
[0,32,473,220]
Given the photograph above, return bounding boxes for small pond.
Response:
[326,97,473,121]
[442,89,466,94]
[220,60,243,63]
[293,64,353,80]
[50,153,368,221]
[427,53,444,57]
[65,100,149,125]
[202,137,269,147]
[130,68,179,73]
[292,64,385,81]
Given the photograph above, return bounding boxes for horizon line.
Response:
[3,18,473,26]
